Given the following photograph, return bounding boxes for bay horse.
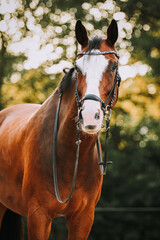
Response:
[0,19,120,239]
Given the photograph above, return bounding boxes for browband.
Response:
[77,51,119,59]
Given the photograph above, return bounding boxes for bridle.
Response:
[75,51,121,112]
[53,50,121,204]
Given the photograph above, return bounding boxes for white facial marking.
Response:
[76,50,109,97]
[76,50,109,134]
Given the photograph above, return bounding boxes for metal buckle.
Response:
[105,108,112,121]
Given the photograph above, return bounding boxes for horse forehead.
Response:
[76,52,109,75]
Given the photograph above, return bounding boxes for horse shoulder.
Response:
[0,104,41,167]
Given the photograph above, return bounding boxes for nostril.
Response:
[94,110,100,120]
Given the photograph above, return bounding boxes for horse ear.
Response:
[107,19,118,46]
[75,20,88,48]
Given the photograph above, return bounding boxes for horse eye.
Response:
[111,63,117,72]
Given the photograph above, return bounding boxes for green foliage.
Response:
[117,0,160,77]
[90,116,160,239]
[2,67,60,106]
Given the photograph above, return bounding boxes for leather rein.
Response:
[53,50,121,203]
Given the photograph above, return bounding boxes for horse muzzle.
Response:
[78,100,103,134]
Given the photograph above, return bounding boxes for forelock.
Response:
[87,36,102,53]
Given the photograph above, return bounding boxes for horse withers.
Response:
[0,19,120,240]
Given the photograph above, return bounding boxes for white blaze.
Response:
[76,50,109,97]
[76,50,109,133]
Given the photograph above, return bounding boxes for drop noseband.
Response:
[52,50,121,204]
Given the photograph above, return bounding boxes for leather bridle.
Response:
[52,50,121,204]
[75,51,121,112]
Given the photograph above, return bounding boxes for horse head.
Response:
[75,20,120,134]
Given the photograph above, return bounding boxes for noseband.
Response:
[53,50,121,204]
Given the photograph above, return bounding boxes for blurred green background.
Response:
[0,0,160,239]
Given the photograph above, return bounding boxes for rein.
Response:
[53,92,81,203]
[53,50,121,204]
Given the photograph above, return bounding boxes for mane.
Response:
[58,36,102,93]
[58,68,75,93]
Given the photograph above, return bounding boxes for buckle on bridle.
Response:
[98,161,112,166]
[105,108,112,120]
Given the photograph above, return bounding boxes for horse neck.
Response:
[30,81,98,169]
[28,83,99,181]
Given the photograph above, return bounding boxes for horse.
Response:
[0,19,120,239]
